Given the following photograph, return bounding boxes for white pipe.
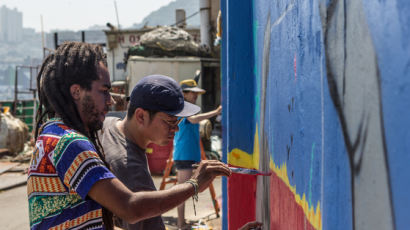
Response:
[199,0,211,47]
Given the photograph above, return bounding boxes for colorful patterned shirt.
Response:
[27,119,115,230]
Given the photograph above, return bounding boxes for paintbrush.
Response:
[228,167,272,176]
[192,164,272,176]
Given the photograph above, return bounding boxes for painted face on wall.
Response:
[78,62,112,132]
[183,91,199,104]
[146,112,180,146]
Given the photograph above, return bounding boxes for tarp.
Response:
[0,112,28,155]
[127,26,210,58]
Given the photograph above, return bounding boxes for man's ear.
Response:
[133,108,147,125]
[70,84,82,100]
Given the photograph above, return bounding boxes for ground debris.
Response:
[0,148,11,158]
[0,141,33,163]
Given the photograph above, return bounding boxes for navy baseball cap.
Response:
[128,75,200,117]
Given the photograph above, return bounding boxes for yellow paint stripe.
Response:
[227,126,261,169]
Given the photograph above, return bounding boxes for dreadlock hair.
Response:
[35,41,114,229]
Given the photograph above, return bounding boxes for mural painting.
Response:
[323,0,394,229]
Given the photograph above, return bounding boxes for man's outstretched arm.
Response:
[88,160,230,224]
[187,105,222,124]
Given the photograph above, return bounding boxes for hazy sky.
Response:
[1,0,176,32]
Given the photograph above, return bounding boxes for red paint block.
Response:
[228,170,257,230]
[270,172,316,230]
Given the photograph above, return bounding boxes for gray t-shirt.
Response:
[100,117,165,230]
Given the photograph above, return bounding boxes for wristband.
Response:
[185,178,199,215]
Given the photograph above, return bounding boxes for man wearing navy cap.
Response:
[100,75,226,230]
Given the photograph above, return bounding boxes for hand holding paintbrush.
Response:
[192,164,272,176]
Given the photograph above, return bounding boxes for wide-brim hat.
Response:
[129,75,200,117]
[180,79,206,94]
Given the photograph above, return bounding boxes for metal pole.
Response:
[41,15,45,59]
[32,67,38,132]
[112,50,116,81]
[30,66,33,90]
[54,32,58,49]
[114,0,121,29]
[13,66,18,115]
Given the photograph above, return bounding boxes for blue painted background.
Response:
[362,1,410,229]
[221,0,255,228]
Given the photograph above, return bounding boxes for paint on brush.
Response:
[229,167,272,176]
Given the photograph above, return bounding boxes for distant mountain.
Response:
[132,0,200,29]
[87,24,109,31]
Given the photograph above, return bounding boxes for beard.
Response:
[81,95,106,132]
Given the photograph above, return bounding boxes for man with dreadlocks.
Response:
[27,41,231,230]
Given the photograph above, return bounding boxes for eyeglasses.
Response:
[162,118,183,129]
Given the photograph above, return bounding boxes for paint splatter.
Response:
[232,152,241,159]
[309,143,316,205]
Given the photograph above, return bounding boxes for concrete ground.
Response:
[153,175,223,230]
[0,166,223,230]
[0,184,29,229]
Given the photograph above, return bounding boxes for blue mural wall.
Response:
[222,0,410,229]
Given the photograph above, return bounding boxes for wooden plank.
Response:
[0,162,19,175]
[0,172,27,191]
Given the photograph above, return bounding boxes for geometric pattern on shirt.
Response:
[48,209,102,230]
[29,193,83,227]
[27,175,68,198]
[53,132,91,166]
[64,150,105,191]
[27,121,110,230]
[30,140,45,171]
